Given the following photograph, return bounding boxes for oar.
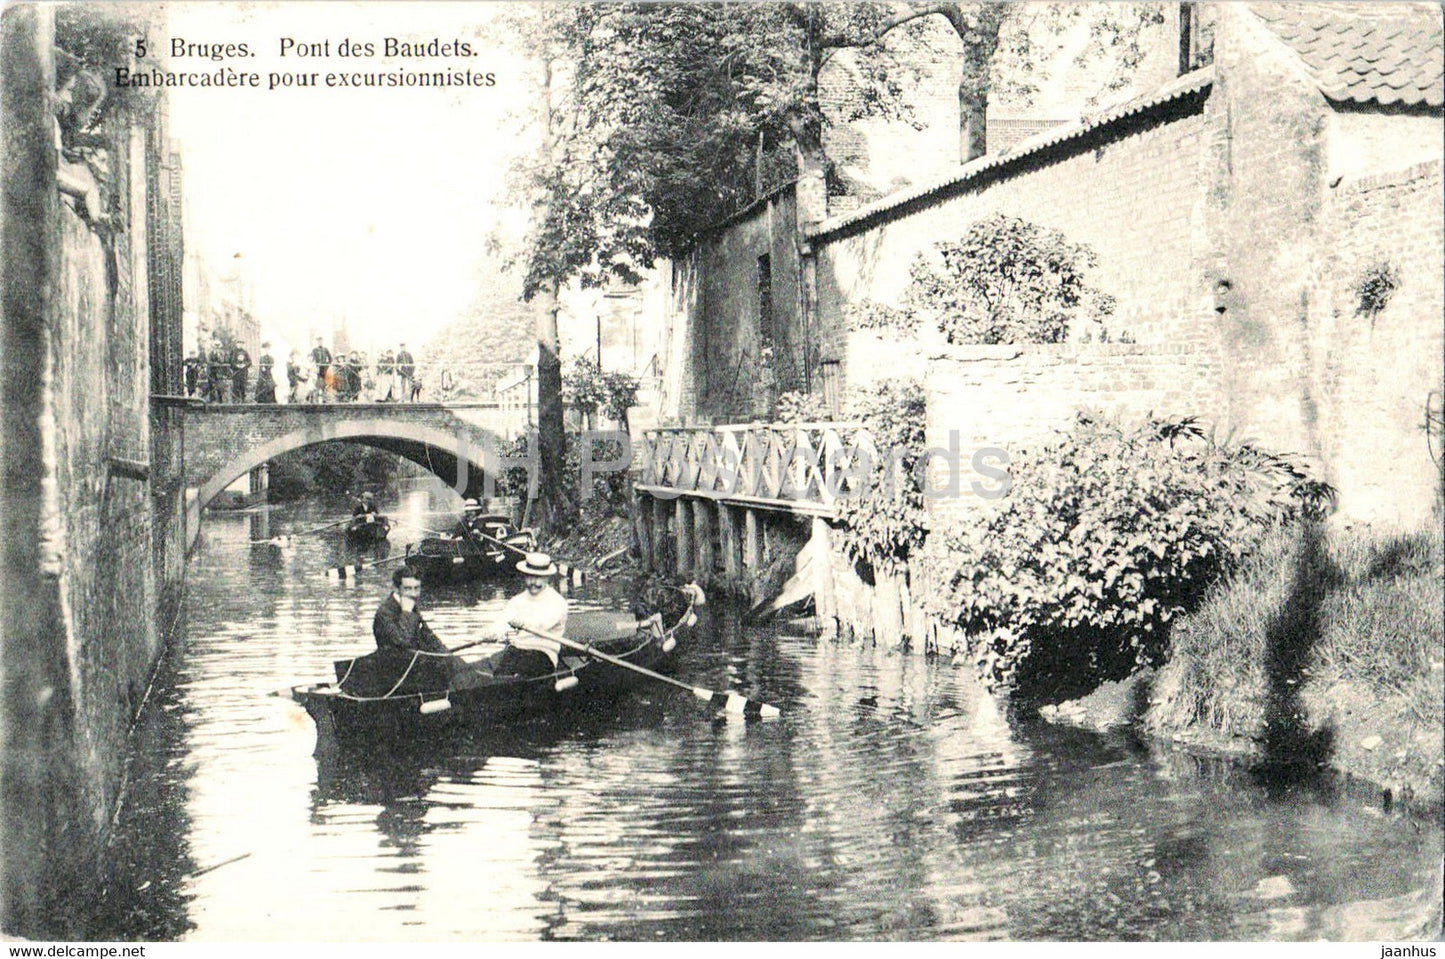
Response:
[325,552,411,579]
[510,623,781,719]
[289,516,353,537]
[458,525,533,559]
[390,519,445,536]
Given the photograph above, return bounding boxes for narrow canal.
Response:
[95,490,1441,941]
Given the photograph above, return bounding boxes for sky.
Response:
[163,2,536,355]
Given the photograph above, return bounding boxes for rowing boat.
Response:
[403,514,535,583]
[344,513,391,546]
[288,608,687,740]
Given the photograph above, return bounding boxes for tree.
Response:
[897,3,1165,162]
[508,2,1167,287]
[497,4,1165,517]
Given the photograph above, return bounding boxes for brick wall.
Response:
[815,89,1221,405]
[1315,160,1445,525]
[676,187,805,424]
[819,18,961,198]
[923,342,1218,524]
[2,8,188,934]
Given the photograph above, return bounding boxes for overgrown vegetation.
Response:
[562,357,641,430]
[1148,522,1443,794]
[493,431,633,528]
[267,443,406,502]
[848,213,1117,344]
[1353,258,1402,320]
[834,379,929,576]
[918,414,1335,701]
[54,6,156,124]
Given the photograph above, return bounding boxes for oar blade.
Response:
[692,687,781,719]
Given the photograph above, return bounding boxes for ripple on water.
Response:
[93,500,1445,942]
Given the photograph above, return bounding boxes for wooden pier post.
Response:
[693,501,714,581]
[651,496,669,571]
[720,505,742,580]
[675,499,693,578]
[634,493,652,572]
[744,508,763,570]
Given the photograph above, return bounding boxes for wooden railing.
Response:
[636,422,881,515]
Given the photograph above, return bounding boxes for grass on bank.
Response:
[1148,521,1443,793]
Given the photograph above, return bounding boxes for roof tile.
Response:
[1252,2,1443,108]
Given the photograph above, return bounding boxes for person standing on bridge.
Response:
[207,339,230,404]
[183,347,203,397]
[310,337,332,403]
[254,342,277,403]
[286,350,307,403]
[376,349,396,402]
[229,341,252,404]
[396,343,415,403]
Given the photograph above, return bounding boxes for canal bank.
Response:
[1046,521,1445,817]
[89,502,1445,940]
[597,489,1444,820]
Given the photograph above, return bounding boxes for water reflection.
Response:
[94,491,1443,942]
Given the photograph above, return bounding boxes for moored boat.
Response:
[344,512,391,546]
[404,513,535,583]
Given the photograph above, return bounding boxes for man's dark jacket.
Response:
[372,593,450,654]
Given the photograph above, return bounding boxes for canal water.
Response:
[94,492,1441,942]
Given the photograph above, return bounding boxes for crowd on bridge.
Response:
[183,335,446,404]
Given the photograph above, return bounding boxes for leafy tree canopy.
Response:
[499,2,1165,302]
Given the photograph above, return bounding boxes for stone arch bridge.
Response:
[162,399,530,520]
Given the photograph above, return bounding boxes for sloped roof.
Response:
[1252,2,1444,108]
[808,67,1214,241]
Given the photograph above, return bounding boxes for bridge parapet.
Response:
[165,398,522,508]
[636,422,879,516]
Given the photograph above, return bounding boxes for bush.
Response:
[919,413,1334,700]
[848,213,1116,345]
[563,357,640,429]
[493,431,633,526]
[835,379,928,576]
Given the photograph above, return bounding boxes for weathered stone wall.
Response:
[922,342,1219,525]
[676,187,804,424]
[1205,6,1443,527]
[1315,160,1445,525]
[1,8,184,936]
[1200,5,1329,468]
[813,86,1221,408]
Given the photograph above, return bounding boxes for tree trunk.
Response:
[960,90,987,162]
[534,281,566,535]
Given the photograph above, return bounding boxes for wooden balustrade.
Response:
[636,422,881,516]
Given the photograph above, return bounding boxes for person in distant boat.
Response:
[372,568,451,656]
[352,490,378,519]
[493,553,569,678]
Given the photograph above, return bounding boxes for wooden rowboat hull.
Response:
[290,629,674,740]
[345,515,391,545]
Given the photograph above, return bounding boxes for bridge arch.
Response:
[194,418,517,509]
